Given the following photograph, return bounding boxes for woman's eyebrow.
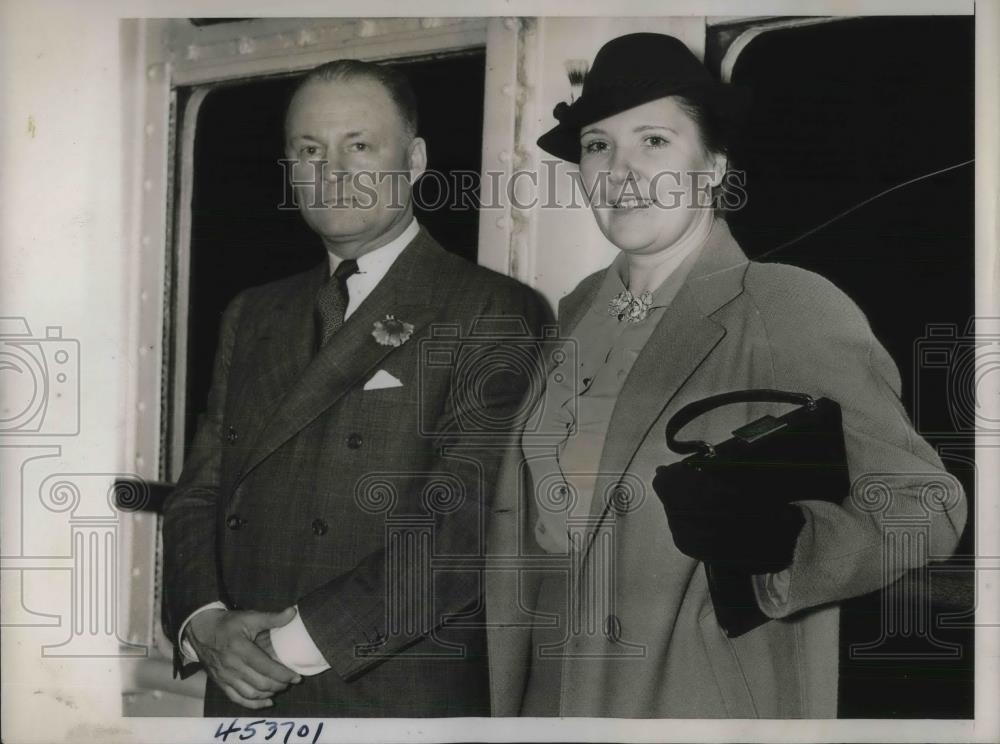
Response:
[581,126,606,137]
[634,125,678,134]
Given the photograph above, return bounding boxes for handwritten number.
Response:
[239,719,263,740]
[214,719,323,743]
[214,719,241,742]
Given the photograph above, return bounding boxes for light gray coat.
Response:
[485,220,966,717]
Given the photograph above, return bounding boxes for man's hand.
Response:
[186,607,302,709]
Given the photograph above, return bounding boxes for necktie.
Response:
[315,258,359,350]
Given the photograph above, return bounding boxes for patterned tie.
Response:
[315,258,359,350]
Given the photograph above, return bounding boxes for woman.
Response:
[485,33,966,718]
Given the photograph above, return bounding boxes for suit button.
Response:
[312,518,328,536]
[346,433,363,449]
[226,514,245,530]
[603,614,622,643]
[226,426,238,443]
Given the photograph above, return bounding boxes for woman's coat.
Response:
[485,220,966,718]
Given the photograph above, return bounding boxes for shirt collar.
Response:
[327,217,419,277]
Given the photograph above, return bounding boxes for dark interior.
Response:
[718,15,974,718]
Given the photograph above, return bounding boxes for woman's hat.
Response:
[536,33,750,164]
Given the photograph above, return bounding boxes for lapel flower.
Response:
[372,315,414,347]
[608,289,653,323]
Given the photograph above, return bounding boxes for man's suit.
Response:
[162,227,549,716]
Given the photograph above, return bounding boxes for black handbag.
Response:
[659,389,851,637]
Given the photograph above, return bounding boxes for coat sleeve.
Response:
[294,282,554,681]
[161,291,248,661]
[747,264,967,618]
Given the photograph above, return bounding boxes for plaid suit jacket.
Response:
[162,228,551,716]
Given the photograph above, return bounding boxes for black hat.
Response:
[537,33,750,164]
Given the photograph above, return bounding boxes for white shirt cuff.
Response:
[268,605,331,676]
[178,601,227,662]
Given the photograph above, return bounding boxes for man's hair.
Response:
[288,59,419,139]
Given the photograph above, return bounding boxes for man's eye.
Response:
[582,141,608,155]
[300,145,321,157]
[348,142,369,152]
[644,135,669,148]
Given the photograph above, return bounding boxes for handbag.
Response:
[660,389,851,637]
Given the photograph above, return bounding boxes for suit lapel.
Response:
[237,229,442,481]
[230,263,327,429]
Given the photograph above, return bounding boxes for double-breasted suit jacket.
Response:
[162,228,550,716]
[485,219,966,718]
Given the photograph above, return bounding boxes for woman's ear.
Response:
[708,151,728,188]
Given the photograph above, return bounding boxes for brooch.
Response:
[372,315,414,347]
[608,289,653,323]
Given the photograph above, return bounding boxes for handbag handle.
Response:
[665,389,818,457]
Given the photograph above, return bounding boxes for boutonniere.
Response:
[372,315,414,347]
[608,289,653,323]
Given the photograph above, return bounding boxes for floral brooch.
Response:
[372,315,414,347]
[608,289,653,323]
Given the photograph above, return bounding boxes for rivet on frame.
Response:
[503,17,519,31]
[420,18,442,29]
[141,235,150,246]
[498,151,512,164]
[137,401,146,413]
[358,20,377,38]
[143,180,152,192]
[131,567,142,578]
[185,45,200,61]
[297,29,317,47]
[501,83,515,97]
[144,124,154,137]
[146,64,161,79]
[237,37,255,55]
[135,455,145,469]
[496,217,509,229]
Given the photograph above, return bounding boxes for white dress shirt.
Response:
[178,217,420,675]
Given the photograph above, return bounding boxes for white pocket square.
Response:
[363,369,404,391]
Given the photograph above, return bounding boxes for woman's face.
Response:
[578,96,725,256]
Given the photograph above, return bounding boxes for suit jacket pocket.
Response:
[698,609,760,718]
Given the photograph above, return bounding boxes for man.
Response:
[162,59,549,717]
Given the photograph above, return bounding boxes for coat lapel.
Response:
[584,220,752,529]
[229,263,327,429]
[236,229,443,481]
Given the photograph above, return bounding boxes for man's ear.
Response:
[407,137,427,180]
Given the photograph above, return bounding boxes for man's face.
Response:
[284,77,426,257]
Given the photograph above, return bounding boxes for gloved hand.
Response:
[652,463,806,574]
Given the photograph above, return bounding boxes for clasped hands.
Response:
[185,606,302,709]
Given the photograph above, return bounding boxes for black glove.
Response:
[652,463,805,574]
